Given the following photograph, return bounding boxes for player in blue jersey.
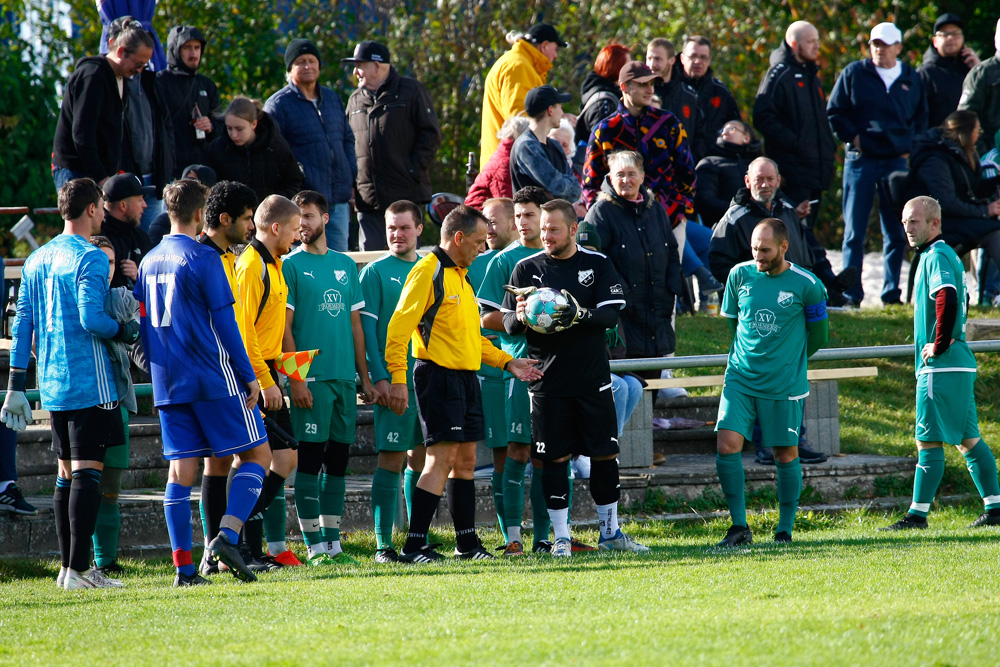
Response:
[135,179,272,585]
[2,179,135,590]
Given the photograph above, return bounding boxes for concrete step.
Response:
[1,453,915,558]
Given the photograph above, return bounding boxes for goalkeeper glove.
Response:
[1,369,32,431]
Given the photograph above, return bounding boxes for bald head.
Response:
[786,21,820,63]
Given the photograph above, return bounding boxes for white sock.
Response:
[307,541,328,557]
[266,541,286,556]
[507,525,522,544]
[597,502,619,539]
[0,480,13,493]
[548,508,570,540]
[327,540,342,556]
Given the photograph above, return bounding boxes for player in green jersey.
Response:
[881,196,1000,530]
[284,191,376,565]
[360,201,426,562]
[467,197,518,544]
[715,218,828,547]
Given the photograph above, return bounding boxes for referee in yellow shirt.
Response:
[385,205,542,562]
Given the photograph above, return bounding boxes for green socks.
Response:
[371,467,400,549]
[491,469,507,542]
[92,495,121,567]
[294,471,322,548]
[963,440,1000,510]
[776,458,802,535]
[263,479,287,544]
[716,452,747,527]
[910,447,946,517]
[403,467,420,523]
[502,457,527,534]
[530,464,551,543]
[320,473,347,542]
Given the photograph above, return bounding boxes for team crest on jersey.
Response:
[320,289,345,317]
[751,309,779,336]
[334,269,348,285]
[777,290,794,308]
[578,269,595,286]
[610,283,623,295]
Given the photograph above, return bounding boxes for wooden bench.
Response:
[617,366,878,468]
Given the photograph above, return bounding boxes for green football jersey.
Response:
[721,261,827,400]
[359,253,419,387]
[477,241,542,379]
[282,248,364,382]
[914,239,976,375]
[468,247,502,379]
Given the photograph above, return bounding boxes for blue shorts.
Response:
[159,393,268,460]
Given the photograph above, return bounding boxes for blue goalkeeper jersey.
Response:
[135,234,257,406]
[11,234,119,410]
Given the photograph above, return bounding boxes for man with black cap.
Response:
[266,38,356,251]
[960,19,1000,154]
[101,173,155,290]
[343,40,442,251]
[481,22,566,170]
[155,25,223,178]
[920,13,980,128]
[509,85,581,200]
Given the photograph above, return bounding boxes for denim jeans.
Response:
[357,209,389,251]
[681,219,712,275]
[324,202,350,252]
[52,166,88,191]
[841,150,907,303]
[611,373,644,437]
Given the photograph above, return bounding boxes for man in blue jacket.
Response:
[827,22,928,306]
[266,39,357,251]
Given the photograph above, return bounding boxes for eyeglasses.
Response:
[935,30,963,39]
[721,125,744,135]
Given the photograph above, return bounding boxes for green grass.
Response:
[675,307,1000,496]
[4,507,1000,666]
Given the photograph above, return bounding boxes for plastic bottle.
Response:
[706,291,719,316]
[192,103,206,140]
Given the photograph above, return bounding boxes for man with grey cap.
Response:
[509,85,581,200]
[344,40,442,250]
[266,38,356,251]
[100,173,155,290]
[827,22,927,306]
[481,22,566,169]
[960,19,1000,154]
[920,13,980,128]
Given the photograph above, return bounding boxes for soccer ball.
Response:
[523,287,570,334]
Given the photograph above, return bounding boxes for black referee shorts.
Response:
[413,359,484,446]
[50,403,126,462]
[530,387,618,462]
[259,365,295,451]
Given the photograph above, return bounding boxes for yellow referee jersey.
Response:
[235,239,288,389]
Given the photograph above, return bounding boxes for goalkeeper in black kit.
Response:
[502,199,650,557]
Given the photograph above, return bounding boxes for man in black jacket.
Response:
[646,38,703,161]
[101,174,154,290]
[673,36,741,161]
[343,41,442,250]
[156,26,223,178]
[920,13,979,129]
[52,18,154,190]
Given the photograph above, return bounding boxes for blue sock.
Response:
[163,483,195,576]
[223,462,266,544]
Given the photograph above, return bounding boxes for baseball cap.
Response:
[618,61,657,85]
[933,13,964,34]
[341,40,391,64]
[524,23,567,48]
[869,22,902,45]
[524,85,571,116]
[103,173,154,202]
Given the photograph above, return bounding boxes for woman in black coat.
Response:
[909,110,1000,251]
[204,96,303,201]
[584,150,682,363]
[574,44,629,145]
[694,120,762,226]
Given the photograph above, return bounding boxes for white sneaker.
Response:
[56,566,68,589]
[550,537,572,558]
[62,568,96,590]
[598,530,651,553]
[80,568,124,588]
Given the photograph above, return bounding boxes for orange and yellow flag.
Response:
[273,350,321,381]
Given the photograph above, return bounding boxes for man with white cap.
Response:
[827,22,928,307]
[959,19,1000,154]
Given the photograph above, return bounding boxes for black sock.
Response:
[447,478,479,553]
[542,461,571,511]
[589,458,621,506]
[244,472,286,558]
[403,487,441,554]
[54,476,71,568]
[68,468,102,572]
[202,475,229,542]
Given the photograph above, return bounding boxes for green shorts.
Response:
[716,384,803,448]
[916,371,979,445]
[103,405,131,469]
[505,378,532,445]
[374,388,423,453]
[289,379,357,444]
[480,376,507,449]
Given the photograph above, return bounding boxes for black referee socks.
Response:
[447,478,478,553]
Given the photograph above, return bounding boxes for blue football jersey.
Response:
[11,234,119,411]
[135,234,257,406]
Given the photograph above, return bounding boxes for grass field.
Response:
[3,506,1000,666]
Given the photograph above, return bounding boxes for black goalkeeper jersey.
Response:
[502,247,625,396]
